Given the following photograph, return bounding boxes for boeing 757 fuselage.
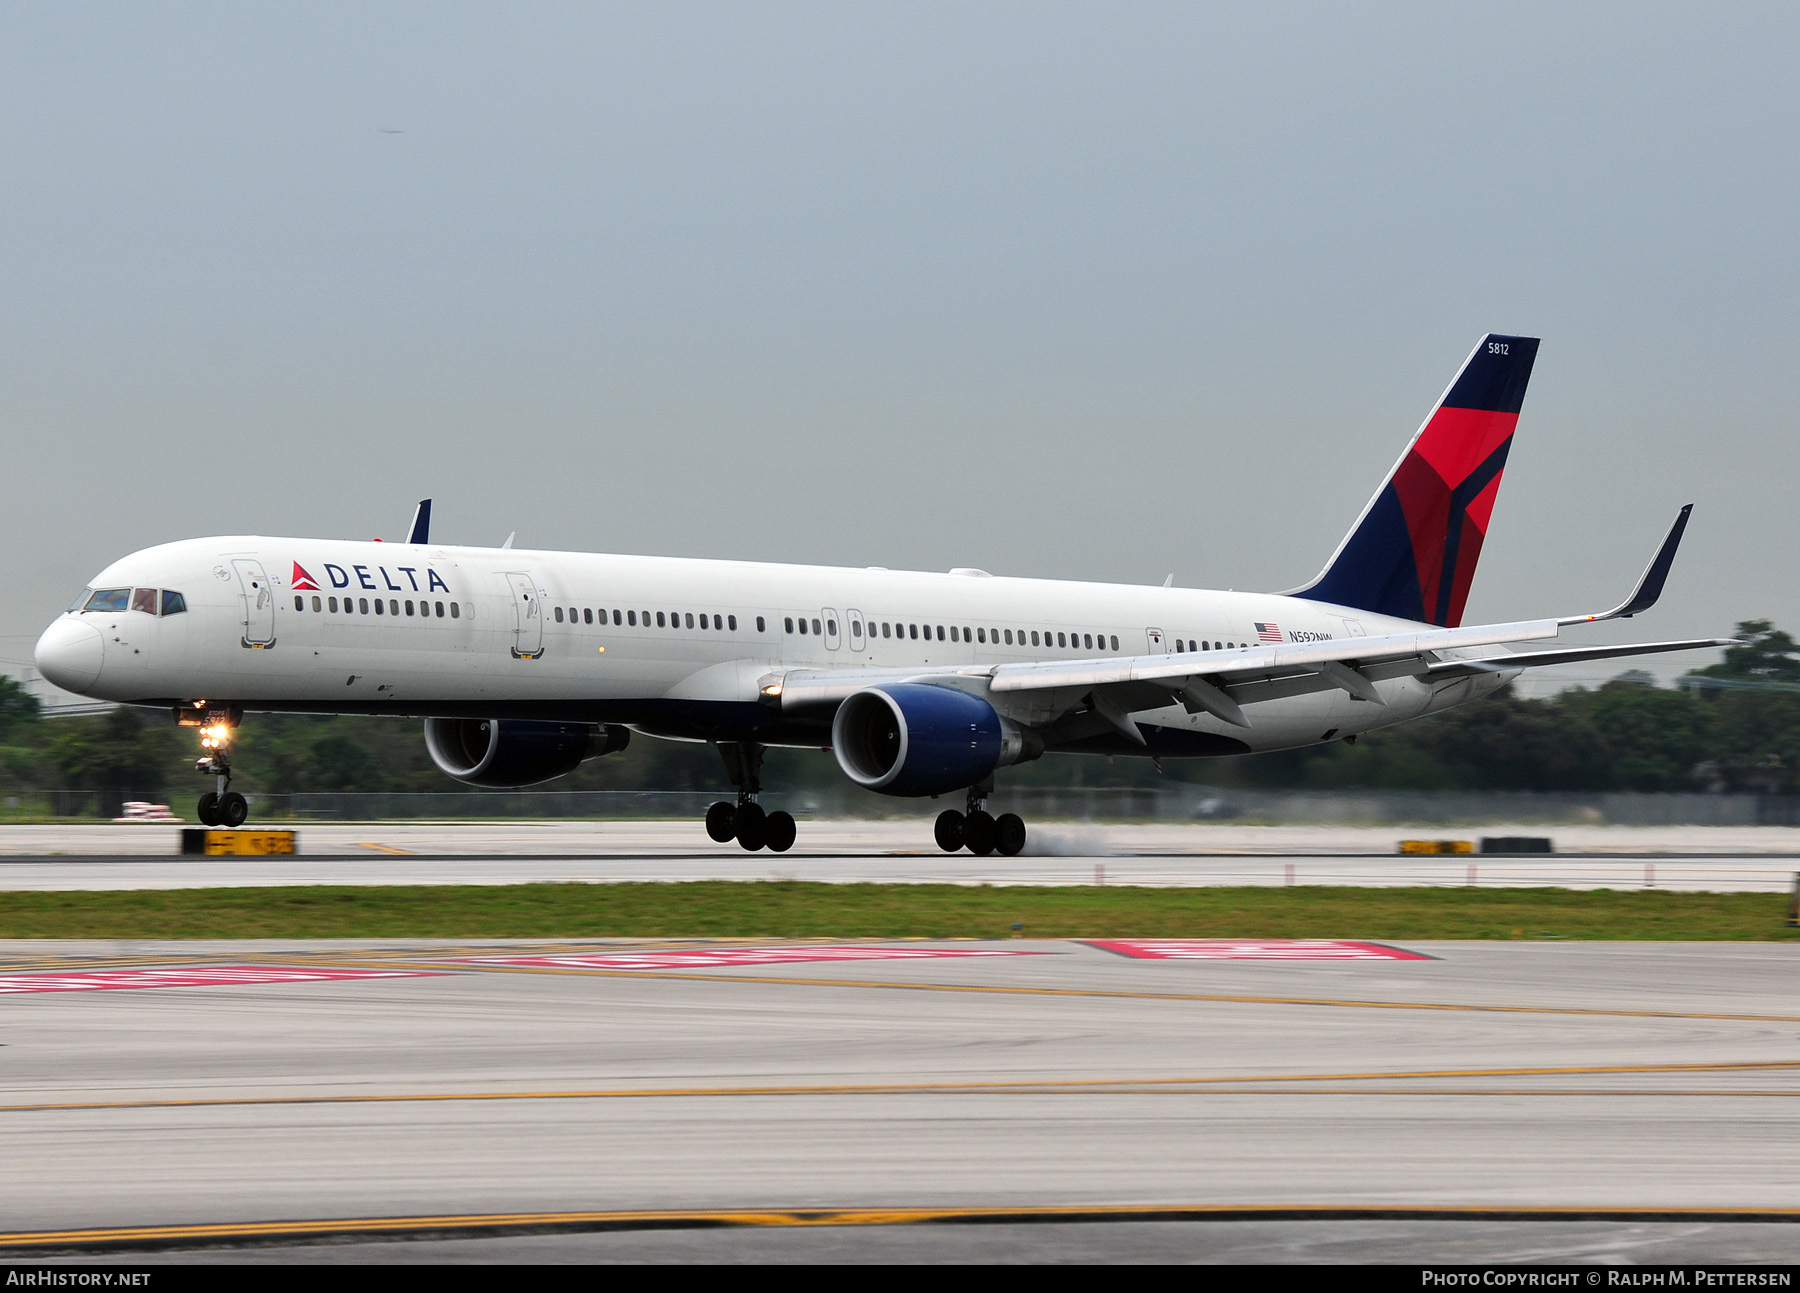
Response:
[34,335,1727,855]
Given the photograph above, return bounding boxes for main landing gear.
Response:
[188,711,248,828]
[934,782,1026,857]
[705,741,796,853]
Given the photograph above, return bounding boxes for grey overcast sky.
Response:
[3,2,1796,689]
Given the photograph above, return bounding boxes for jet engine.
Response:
[831,683,1041,798]
[423,718,630,789]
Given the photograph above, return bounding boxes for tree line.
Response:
[1,621,1795,811]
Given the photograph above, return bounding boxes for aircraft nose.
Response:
[34,618,104,693]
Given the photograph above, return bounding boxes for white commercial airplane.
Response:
[34,334,1725,855]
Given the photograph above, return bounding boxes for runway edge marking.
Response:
[1085,939,1435,961]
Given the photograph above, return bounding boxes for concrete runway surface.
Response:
[2,938,1798,1263]
[2,821,1798,890]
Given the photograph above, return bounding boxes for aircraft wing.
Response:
[1424,638,1734,679]
[765,504,1724,739]
[774,617,1559,714]
[770,620,1726,741]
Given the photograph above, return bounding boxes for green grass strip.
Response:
[0,883,1794,941]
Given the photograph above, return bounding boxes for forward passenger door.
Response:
[506,572,544,659]
[232,559,276,648]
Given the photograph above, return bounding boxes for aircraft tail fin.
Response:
[1289,333,1539,627]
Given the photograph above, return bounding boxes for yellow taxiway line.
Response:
[440,962,1800,1025]
[0,1059,1794,1116]
[7,1202,1800,1250]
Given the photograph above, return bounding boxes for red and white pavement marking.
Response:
[456,945,1044,970]
[1087,939,1431,961]
[0,966,443,994]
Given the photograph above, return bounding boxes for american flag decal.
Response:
[1255,622,1283,643]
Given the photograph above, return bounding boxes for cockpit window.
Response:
[68,589,92,612]
[130,588,158,615]
[83,588,129,613]
[161,590,187,616]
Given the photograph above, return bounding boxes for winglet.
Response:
[1560,504,1693,625]
[406,500,432,545]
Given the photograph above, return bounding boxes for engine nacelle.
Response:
[831,683,1040,798]
[423,718,630,789]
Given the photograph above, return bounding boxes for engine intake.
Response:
[832,683,1040,798]
[423,718,629,789]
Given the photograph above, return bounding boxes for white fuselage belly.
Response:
[57,536,1505,756]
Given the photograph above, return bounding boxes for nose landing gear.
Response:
[935,783,1026,856]
[706,742,796,853]
[182,706,248,827]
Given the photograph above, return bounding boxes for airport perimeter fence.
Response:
[16,786,1800,825]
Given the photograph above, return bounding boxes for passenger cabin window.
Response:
[555,607,564,622]
[389,599,399,615]
[293,595,304,611]
[84,589,129,613]
[450,603,460,619]
[686,613,695,629]
[812,618,822,635]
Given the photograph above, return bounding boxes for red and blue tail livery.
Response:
[1293,333,1539,627]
